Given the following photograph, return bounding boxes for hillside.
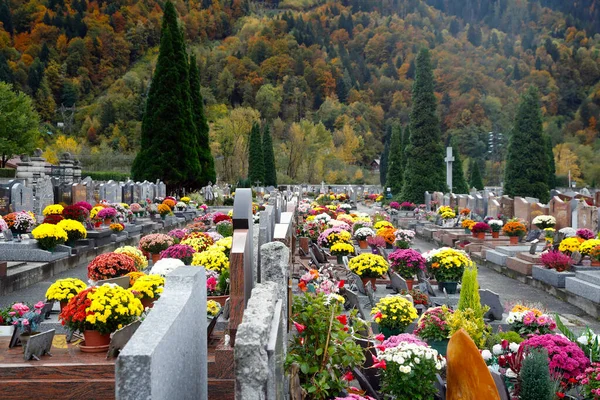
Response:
[0,0,599,185]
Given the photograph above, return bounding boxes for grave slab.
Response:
[532,266,575,288]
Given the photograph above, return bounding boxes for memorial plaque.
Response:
[122,181,133,205]
[23,329,55,361]
[58,182,73,205]
[72,183,87,204]
[107,321,141,358]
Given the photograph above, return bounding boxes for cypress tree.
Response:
[504,86,550,203]
[469,159,484,190]
[400,126,409,170]
[545,135,556,190]
[189,53,216,186]
[131,1,201,190]
[450,137,469,193]
[385,124,403,196]
[401,48,446,203]
[379,125,391,186]
[248,122,264,185]
[262,124,277,186]
[0,0,13,35]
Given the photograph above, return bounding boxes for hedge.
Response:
[0,168,16,178]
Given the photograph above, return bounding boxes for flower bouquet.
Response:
[424,247,473,292]
[130,203,143,217]
[348,253,389,290]
[191,249,229,273]
[540,250,573,272]
[298,266,342,295]
[42,213,64,224]
[46,278,87,308]
[212,212,231,225]
[87,252,137,281]
[114,246,148,270]
[389,201,400,210]
[394,229,415,249]
[97,207,117,224]
[317,227,351,248]
[373,220,393,230]
[502,220,527,244]
[211,237,233,258]
[461,219,475,233]
[129,274,165,307]
[59,285,144,346]
[532,215,556,229]
[471,222,491,239]
[330,242,355,264]
[8,302,45,337]
[175,201,187,211]
[371,295,418,337]
[43,204,64,216]
[591,245,600,265]
[506,309,555,337]
[6,211,36,234]
[162,199,176,210]
[354,227,375,248]
[519,334,589,380]
[110,222,125,233]
[31,223,68,251]
[207,300,221,317]
[157,204,171,219]
[159,244,196,265]
[413,306,454,354]
[180,232,214,252]
[388,249,425,285]
[580,239,600,256]
[62,205,89,223]
[460,208,471,216]
[74,201,93,211]
[400,201,416,211]
[139,233,174,255]
[488,219,503,238]
[376,227,396,248]
[0,215,8,232]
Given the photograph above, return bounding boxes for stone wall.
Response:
[116,267,207,399]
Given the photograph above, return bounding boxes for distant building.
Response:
[370,159,380,172]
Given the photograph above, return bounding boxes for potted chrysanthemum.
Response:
[348,253,389,291]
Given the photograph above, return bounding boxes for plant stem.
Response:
[320,307,335,369]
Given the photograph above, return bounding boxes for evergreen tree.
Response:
[467,24,482,46]
[504,86,550,203]
[248,122,264,185]
[469,159,484,190]
[131,1,201,190]
[379,125,391,186]
[0,52,13,83]
[450,137,469,193]
[535,56,542,70]
[189,53,216,186]
[512,61,521,80]
[519,349,552,400]
[262,124,277,186]
[27,58,45,94]
[385,124,403,196]
[544,135,556,190]
[401,48,446,203]
[400,126,409,170]
[0,0,13,35]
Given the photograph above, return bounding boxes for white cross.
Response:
[445,146,454,192]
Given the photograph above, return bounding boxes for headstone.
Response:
[449,193,458,209]
[345,289,368,320]
[107,321,141,358]
[488,198,500,219]
[390,272,408,292]
[549,196,570,229]
[348,272,366,295]
[457,195,468,209]
[133,182,143,204]
[443,193,450,206]
[0,183,10,215]
[140,181,152,201]
[58,182,72,205]
[500,196,514,219]
[35,176,54,216]
[72,183,87,204]
[9,181,33,212]
[122,181,134,205]
[474,194,485,218]
[104,180,118,203]
[424,191,432,211]
[577,201,598,232]
[467,195,476,212]
[157,181,167,198]
[595,191,600,207]
[514,197,531,227]
[432,192,444,208]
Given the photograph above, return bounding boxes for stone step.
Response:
[565,277,600,303]
[495,245,532,256]
[516,252,541,263]
[506,257,534,276]
[575,270,600,287]
[485,250,509,267]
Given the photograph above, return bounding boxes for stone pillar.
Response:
[72,159,82,182]
[58,152,74,181]
[261,241,290,350]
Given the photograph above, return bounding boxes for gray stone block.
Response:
[485,250,509,266]
[575,270,600,287]
[116,267,207,400]
[532,266,575,288]
[565,277,600,303]
[495,246,532,256]
[260,241,289,350]
[0,241,70,262]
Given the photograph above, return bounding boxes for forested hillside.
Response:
[0,0,599,185]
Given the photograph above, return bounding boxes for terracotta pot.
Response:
[406,279,414,290]
[104,218,111,226]
[472,232,477,238]
[60,300,68,311]
[83,330,111,347]
[358,240,368,249]
[208,295,229,307]
[151,253,161,264]
[491,231,499,239]
[509,236,519,245]
[591,261,600,267]
[140,296,157,309]
[476,232,485,240]
[361,277,377,291]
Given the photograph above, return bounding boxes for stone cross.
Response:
[445,146,454,192]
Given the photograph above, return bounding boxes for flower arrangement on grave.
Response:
[558,237,585,255]
[335,395,376,400]
[139,233,174,254]
[520,334,589,380]
[317,227,352,248]
[97,207,117,220]
[388,249,426,281]
[174,201,186,211]
[151,258,184,276]
[167,228,187,244]
[8,302,45,335]
[89,206,104,221]
[159,244,196,265]
[401,289,429,305]
[376,226,396,246]
[114,246,148,270]
[328,220,351,231]
[212,212,231,224]
[371,296,418,335]
[129,274,165,301]
[59,285,144,335]
[31,223,68,250]
[389,201,400,210]
[400,201,416,211]
[56,219,87,244]
[216,220,233,237]
[211,237,233,258]
[0,215,8,232]
[414,306,454,342]
[366,235,385,249]
[471,222,491,234]
[110,222,124,233]
[5,211,36,232]
[42,213,64,224]
[186,221,207,233]
[146,203,158,216]
[446,308,489,349]
[559,227,577,237]
[46,278,87,303]
[298,266,343,295]
[580,239,600,256]
[460,208,471,216]
[575,362,600,399]
[180,196,191,204]
[376,337,445,399]
[373,220,393,230]
[314,212,332,225]
[506,309,556,337]
[532,215,556,229]
[577,228,595,240]
[286,292,366,400]
[207,300,221,317]
[488,219,503,232]
[156,204,171,218]
[330,242,355,257]
[43,204,64,216]
[62,205,89,223]
[394,229,415,248]
[191,249,229,273]
[437,205,454,217]
[424,247,473,283]
[354,227,375,241]
[591,246,600,263]
[540,250,573,272]
[161,199,176,210]
[130,203,142,214]
[126,271,146,286]
[502,220,527,237]
[348,253,389,278]
[462,219,476,231]
[74,201,92,211]
[180,232,214,252]
[87,252,137,281]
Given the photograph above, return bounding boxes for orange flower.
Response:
[298,281,307,292]
[431,262,440,269]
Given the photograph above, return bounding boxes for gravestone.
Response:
[72,183,87,204]
[9,181,33,212]
[348,272,366,295]
[488,198,500,219]
[390,272,408,292]
[157,181,167,198]
[122,181,134,205]
[530,202,549,219]
[449,193,458,209]
[467,195,476,212]
[474,194,485,218]
[104,180,118,203]
[443,193,450,206]
[457,195,468,209]
[35,176,54,216]
[571,199,580,230]
[57,182,72,205]
[141,181,152,201]
[500,196,514,218]
[432,192,444,208]
[133,182,142,204]
[514,197,531,227]
[549,196,570,229]
[480,290,503,321]
[596,191,600,207]
[23,329,55,361]
[577,201,598,232]
[424,191,432,211]
[345,289,368,320]
[0,184,10,215]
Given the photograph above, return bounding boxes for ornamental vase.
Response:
[438,281,458,294]
[509,236,519,245]
[464,228,471,234]
[361,277,377,291]
[406,279,415,290]
[83,330,111,347]
[491,231,500,239]
[104,218,111,226]
[427,339,449,357]
[336,255,344,265]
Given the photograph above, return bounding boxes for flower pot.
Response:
[379,326,402,338]
[509,236,519,245]
[0,325,14,337]
[361,277,377,291]
[476,232,485,240]
[336,255,344,264]
[10,227,27,236]
[438,281,458,294]
[491,231,499,239]
[299,237,310,254]
[60,300,68,311]
[160,215,166,221]
[140,296,157,309]
[464,228,471,234]
[396,241,410,249]
[208,295,229,307]
[427,339,449,357]
[472,232,477,238]
[371,247,379,255]
[406,279,415,290]
[83,330,111,347]
[358,240,368,249]
[104,218,111,226]
[151,253,161,265]
[592,261,600,267]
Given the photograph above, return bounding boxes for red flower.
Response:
[556,393,565,399]
[342,371,354,381]
[375,333,385,342]
[337,280,345,288]
[298,281,307,292]
[376,344,386,351]
[336,315,348,325]
[343,326,348,332]
[568,378,578,384]
[501,339,509,350]
[293,321,306,333]
[373,360,386,369]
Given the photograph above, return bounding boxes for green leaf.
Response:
[300,362,309,374]
[315,347,323,356]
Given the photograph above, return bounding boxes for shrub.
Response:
[540,250,573,272]
[519,348,553,400]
